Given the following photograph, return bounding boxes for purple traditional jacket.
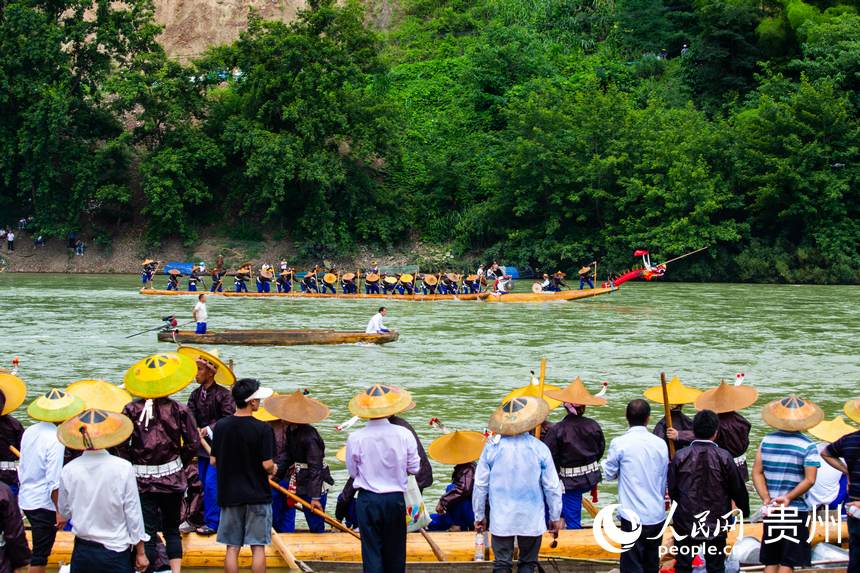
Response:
[118,398,199,494]
[187,383,235,457]
[0,416,23,486]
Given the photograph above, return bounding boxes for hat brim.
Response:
[844,399,860,424]
[58,409,134,450]
[694,384,758,414]
[544,379,607,407]
[27,394,86,423]
[66,380,133,413]
[247,387,273,402]
[503,384,563,410]
[263,392,330,425]
[0,373,27,415]
[808,416,857,443]
[488,398,549,436]
[644,385,702,405]
[349,392,413,419]
[428,431,486,465]
[761,399,824,432]
[335,445,347,463]
[177,346,236,387]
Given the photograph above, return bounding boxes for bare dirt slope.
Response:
[156,0,308,60]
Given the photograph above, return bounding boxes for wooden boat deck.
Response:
[157,329,399,346]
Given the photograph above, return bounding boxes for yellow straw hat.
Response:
[761,395,824,432]
[844,399,860,424]
[263,390,330,425]
[0,373,27,415]
[544,377,607,407]
[503,383,563,410]
[428,431,486,465]
[349,385,413,419]
[123,352,197,399]
[423,274,438,286]
[58,409,133,450]
[253,393,280,422]
[644,376,701,405]
[488,396,549,436]
[335,445,347,463]
[27,389,85,423]
[66,380,133,413]
[809,416,857,443]
[176,346,236,387]
[695,380,758,413]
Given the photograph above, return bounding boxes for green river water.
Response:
[0,273,858,526]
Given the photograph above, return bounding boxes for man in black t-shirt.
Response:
[211,378,275,573]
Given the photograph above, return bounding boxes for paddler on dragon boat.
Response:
[276,268,294,293]
[421,273,439,294]
[233,264,251,293]
[426,425,484,532]
[463,273,482,294]
[209,257,226,292]
[321,269,338,294]
[179,347,236,536]
[0,371,26,496]
[542,378,607,529]
[695,375,758,481]
[141,259,158,289]
[578,264,594,289]
[301,268,319,293]
[439,273,460,295]
[645,376,701,451]
[341,271,358,294]
[382,274,398,295]
[256,264,274,293]
[117,352,200,571]
[166,269,182,291]
[264,390,334,533]
[397,273,415,295]
[365,265,381,294]
[187,263,204,292]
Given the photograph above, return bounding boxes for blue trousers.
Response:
[167,282,177,291]
[321,284,335,294]
[189,283,197,292]
[210,281,223,292]
[427,485,474,531]
[273,490,328,533]
[235,281,248,293]
[256,280,271,293]
[562,490,587,529]
[196,322,207,334]
[71,538,132,573]
[366,284,380,294]
[580,277,594,289]
[356,491,406,573]
[198,458,220,530]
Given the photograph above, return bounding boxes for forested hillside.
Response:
[2,0,858,281]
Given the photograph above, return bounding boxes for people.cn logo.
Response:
[591,504,642,554]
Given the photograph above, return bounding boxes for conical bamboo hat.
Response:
[263,390,330,424]
[66,380,132,413]
[809,416,857,443]
[27,389,85,423]
[177,346,236,387]
[349,385,413,419]
[761,395,824,432]
[428,431,486,465]
[544,377,607,406]
[58,409,133,450]
[694,381,758,414]
[644,376,701,405]
[123,352,197,399]
[844,398,860,424]
[503,383,562,410]
[0,373,26,415]
[488,397,549,436]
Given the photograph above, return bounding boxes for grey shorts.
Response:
[217,504,272,547]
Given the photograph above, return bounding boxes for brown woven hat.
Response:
[544,377,607,407]
[349,385,413,419]
[262,390,330,424]
[428,431,486,465]
[384,276,398,285]
[168,269,181,276]
[342,272,355,281]
[323,273,337,284]
[488,396,549,436]
[844,399,860,424]
[57,409,133,450]
[423,274,438,286]
[761,395,824,431]
[695,380,758,413]
[366,273,380,282]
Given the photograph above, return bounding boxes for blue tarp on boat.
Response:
[162,262,195,275]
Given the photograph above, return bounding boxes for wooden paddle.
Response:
[582,498,598,518]
[269,479,360,540]
[534,358,548,439]
[660,372,676,459]
[270,530,305,571]
[420,529,446,561]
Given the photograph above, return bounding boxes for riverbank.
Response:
[0,230,458,274]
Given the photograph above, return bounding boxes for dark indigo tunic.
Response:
[274,424,333,500]
[716,411,752,481]
[667,440,750,539]
[118,398,200,494]
[0,482,29,573]
[187,383,235,457]
[654,408,695,450]
[0,416,23,487]
[438,463,475,513]
[542,413,605,492]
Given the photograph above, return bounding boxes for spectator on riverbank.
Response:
[7,231,14,252]
[74,240,85,256]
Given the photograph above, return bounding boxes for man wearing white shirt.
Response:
[603,399,669,573]
[193,293,208,334]
[365,307,390,334]
[19,419,67,573]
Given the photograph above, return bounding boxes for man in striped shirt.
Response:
[752,396,822,573]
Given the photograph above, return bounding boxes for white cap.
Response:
[247,387,273,401]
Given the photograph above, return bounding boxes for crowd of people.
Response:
[0,358,857,573]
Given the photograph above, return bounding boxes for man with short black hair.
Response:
[603,399,668,573]
[211,378,275,573]
[193,294,208,335]
[821,417,860,573]
[366,307,390,334]
[669,409,749,573]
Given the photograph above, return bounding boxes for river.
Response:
[0,273,858,525]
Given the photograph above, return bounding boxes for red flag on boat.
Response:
[633,249,649,256]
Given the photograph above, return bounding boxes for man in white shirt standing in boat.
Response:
[193,293,208,334]
[365,307,390,334]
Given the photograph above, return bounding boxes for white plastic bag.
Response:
[405,475,431,532]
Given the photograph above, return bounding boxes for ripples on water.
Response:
[0,274,858,520]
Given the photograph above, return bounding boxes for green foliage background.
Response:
[1,0,859,281]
